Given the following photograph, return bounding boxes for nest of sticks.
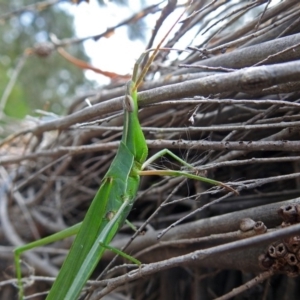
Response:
[1,0,300,299]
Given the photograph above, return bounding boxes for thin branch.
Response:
[214,271,273,300]
[1,59,299,140]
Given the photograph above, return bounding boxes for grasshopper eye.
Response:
[124,94,134,112]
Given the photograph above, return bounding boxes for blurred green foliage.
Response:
[0,0,94,118]
[0,0,148,122]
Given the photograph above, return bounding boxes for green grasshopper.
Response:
[13,11,237,300]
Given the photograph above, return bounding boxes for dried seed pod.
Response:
[283,264,299,277]
[268,242,287,258]
[268,245,277,258]
[285,253,298,266]
[239,218,256,232]
[275,243,287,258]
[253,221,267,234]
[258,254,274,270]
[278,205,298,223]
[285,236,300,253]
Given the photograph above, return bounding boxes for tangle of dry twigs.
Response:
[1,0,300,299]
